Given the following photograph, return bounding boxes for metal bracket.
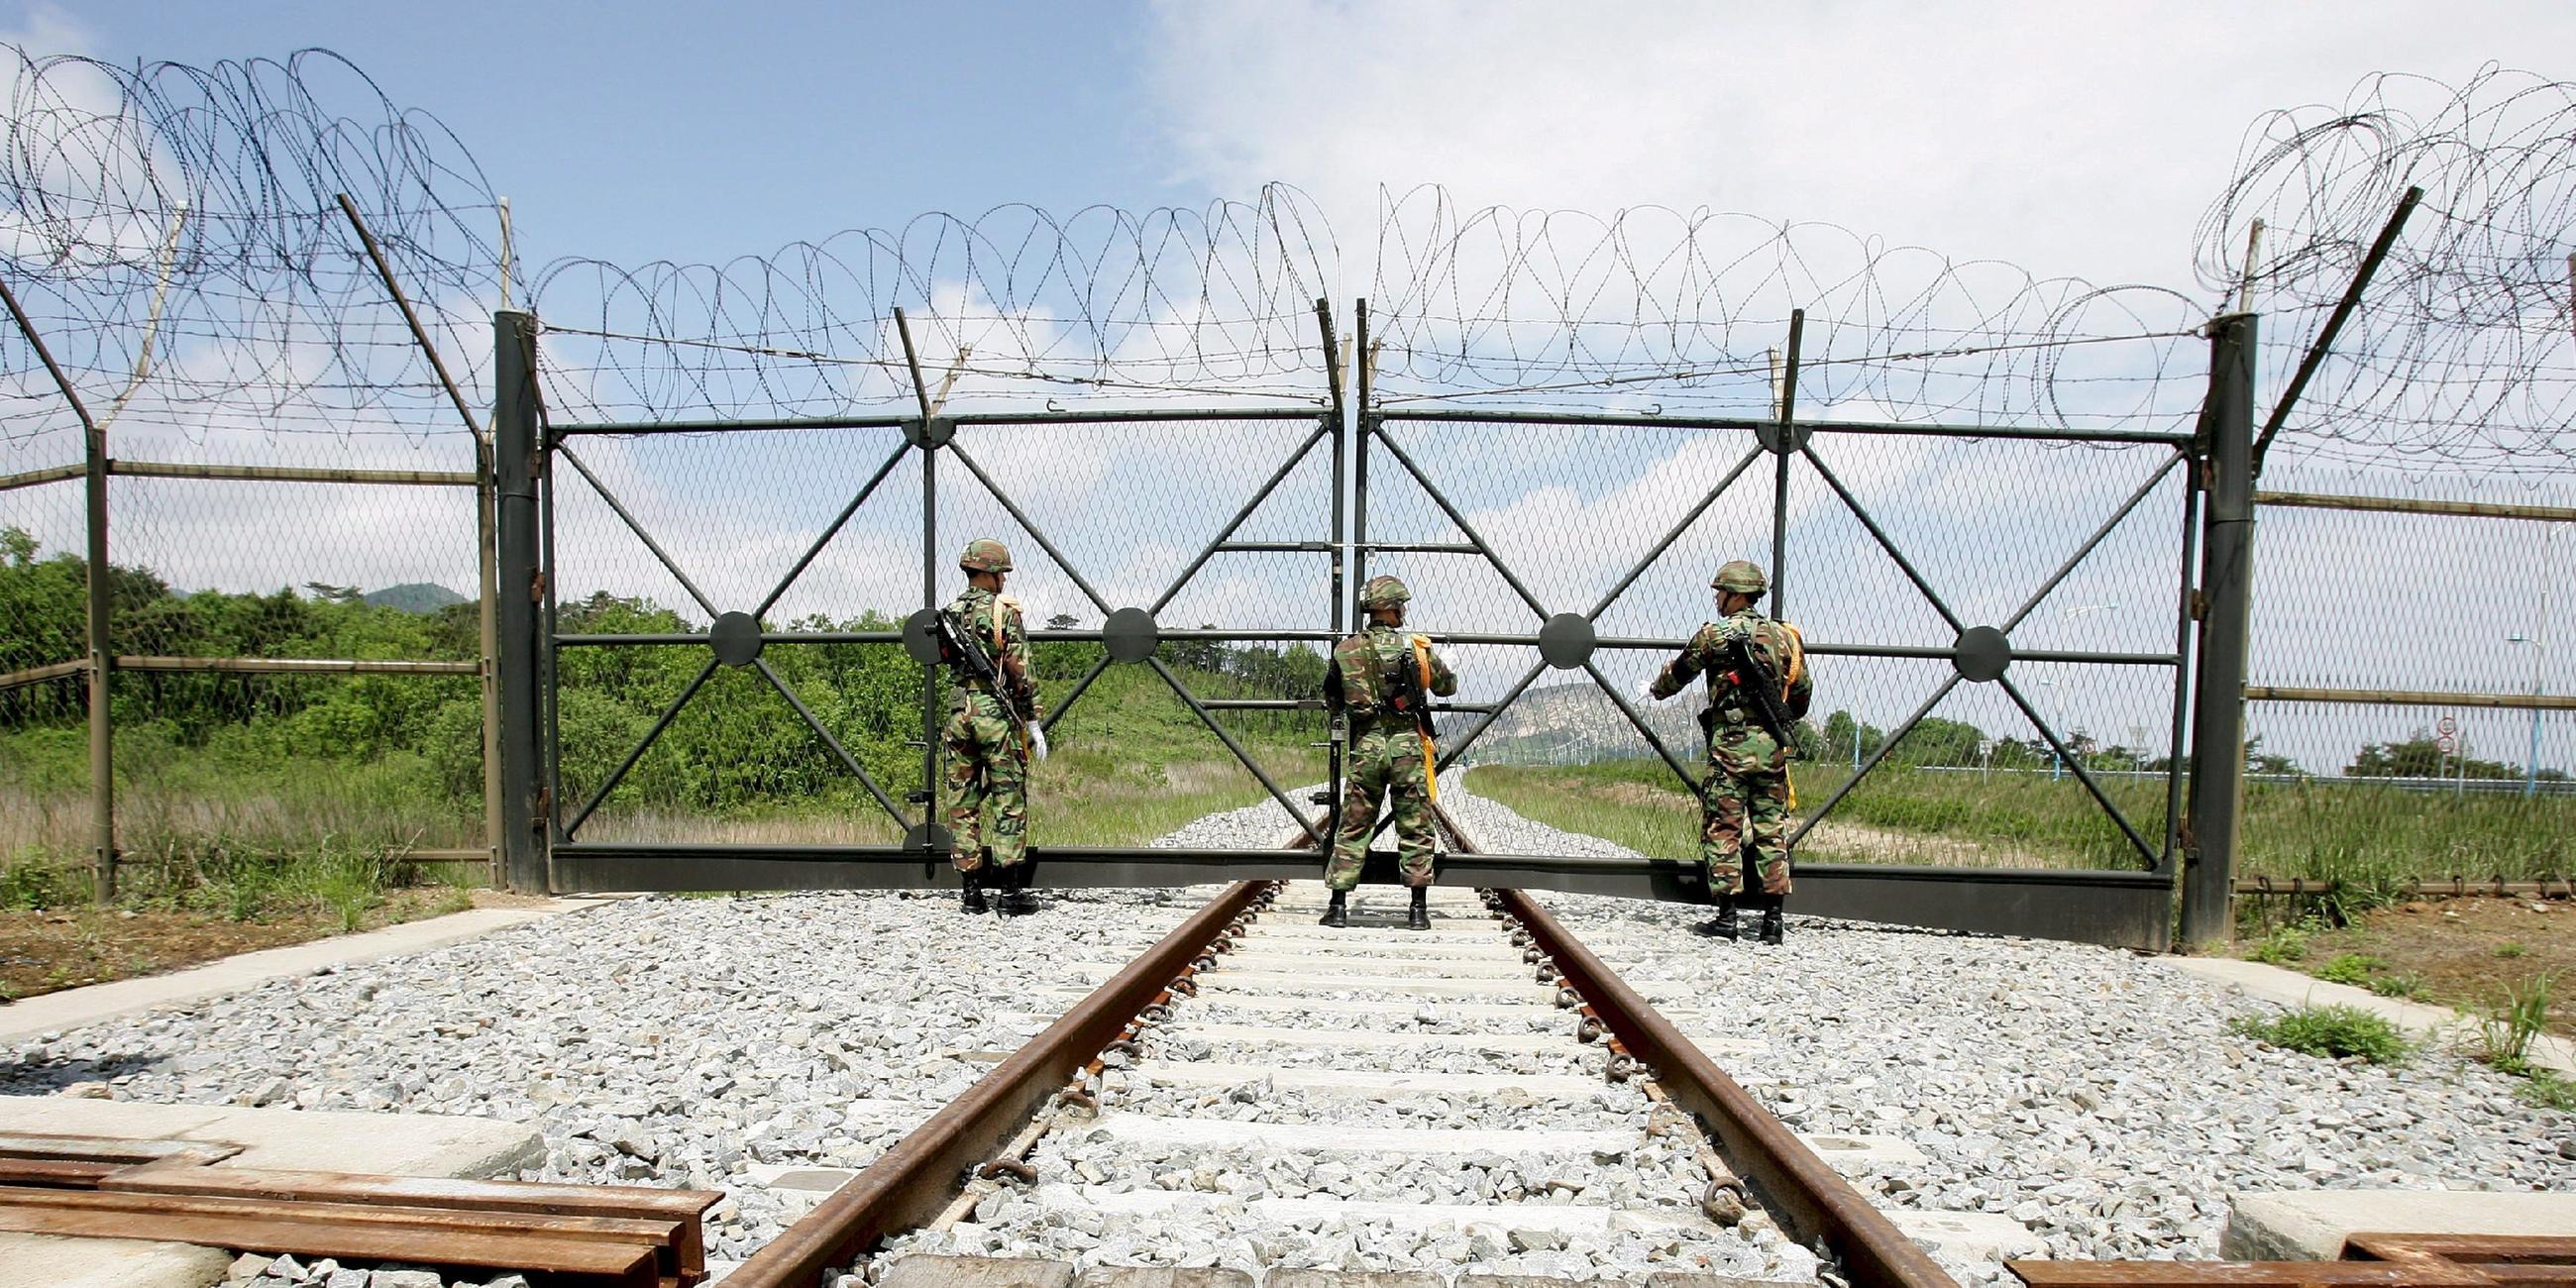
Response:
[1103,607,1160,663]
[906,416,956,449]
[1952,625,2011,683]
[1537,612,1597,670]
[709,611,764,667]
[1757,420,1812,455]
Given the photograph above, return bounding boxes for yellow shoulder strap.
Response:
[993,594,1020,653]
[1778,621,1804,690]
[1409,635,1440,804]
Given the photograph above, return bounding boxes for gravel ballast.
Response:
[1441,771,2576,1285]
[2,776,2566,1288]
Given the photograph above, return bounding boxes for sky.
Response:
[4,0,2569,782]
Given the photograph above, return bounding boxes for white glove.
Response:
[1027,722,1049,762]
[1634,676,1661,704]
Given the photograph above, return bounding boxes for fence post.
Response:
[2182,311,2257,945]
[491,309,549,893]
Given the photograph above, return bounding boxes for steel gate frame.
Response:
[485,304,2261,950]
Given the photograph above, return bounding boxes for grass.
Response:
[2313,952,2384,986]
[2498,941,2529,959]
[2368,971,2427,1000]
[2246,920,2315,965]
[1462,757,2576,909]
[2228,1005,2411,1064]
[2474,972,2556,1072]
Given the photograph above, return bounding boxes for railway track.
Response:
[725,808,1960,1288]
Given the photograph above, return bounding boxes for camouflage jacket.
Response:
[944,586,1040,720]
[1649,607,1811,726]
[1328,624,1458,730]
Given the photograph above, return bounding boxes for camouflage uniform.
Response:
[1323,621,1458,891]
[943,582,1040,874]
[1650,604,1811,897]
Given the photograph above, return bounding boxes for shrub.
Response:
[2475,973,2555,1071]
[2368,972,2427,1000]
[2247,920,2314,965]
[2314,953,2384,986]
[2229,1005,2410,1064]
[2497,942,2529,959]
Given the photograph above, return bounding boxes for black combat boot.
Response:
[1758,899,1786,945]
[958,866,989,914]
[1319,890,1349,928]
[1000,864,1041,916]
[1407,886,1432,931]
[1695,894,1740,940]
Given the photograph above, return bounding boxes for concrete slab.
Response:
[1266,1272,1443,1288]
[1233,929,1522,958]
[1119,1060,1608,1100]
[1073,1188,1707,1237]
[1080,1111,1637,1158]
[0,1095,547,1288]
[1079,1269,1255,1288]
[2167,957,2576,1075]
[0,900,608,1046]
[881,1255,1078,1288]
[0,1233,235,1288]
[1192,970,1556,1002]
[1796,1132,1929,1169]
[1155,994,1556,1021]
[1162,1023,1576,1054]
[1205,952,1528,980]
[1267,1272,1444,1288]
[1645,1277,1809,1288]
[1884,1209,2045,1261]
[2221,1190,2576,1260]
[1458,1278,1627,1288]
[0,1096,545,1178]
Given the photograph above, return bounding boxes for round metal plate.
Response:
[904,821,954,856]
[1104,606,1160,664]
[906,416,956,448]
[709,611,764,667]
[902,607,944,666]
[1537,612,1597,670]
[1953,625,2012,683]
[1756,420,1812,454]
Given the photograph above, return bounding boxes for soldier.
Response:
[1637,559,1811,944]
[942,538,1047,915]
[1320,575,1458,931]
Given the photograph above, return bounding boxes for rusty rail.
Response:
[1483,892,1964,1288]
[723,879,1275,1287]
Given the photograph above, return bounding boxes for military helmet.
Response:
[1711,560,1769,595]
[959,538,1014,573]
[1359,575,1411,609]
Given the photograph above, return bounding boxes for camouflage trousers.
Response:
[1324,725,1439,891]
[943,692,1028,872]
[1704,724,1791,897]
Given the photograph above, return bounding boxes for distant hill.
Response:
[1445,679,1701,767]
[365,583,468,613]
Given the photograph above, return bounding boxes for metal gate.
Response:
[485,305,2258,950]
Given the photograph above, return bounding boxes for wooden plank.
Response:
[2255,490,2576,524]
[102,1168,717,1275]
[0,1159,120,1187]
[114,655,481,677]
[0,1203,657,1286]
[2244,685,2576,712]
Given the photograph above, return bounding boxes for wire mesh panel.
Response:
[1370,409,2193,877]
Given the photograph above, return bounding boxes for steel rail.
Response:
[722,880,1274,1287]
[1486,878,1964,1288]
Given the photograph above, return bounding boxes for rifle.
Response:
[1714,626,1801,761]
[931,606,1034,738]
[1389,635,1441,805]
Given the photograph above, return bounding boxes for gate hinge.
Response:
[2190,590,2207,621]
[530,570,549,602]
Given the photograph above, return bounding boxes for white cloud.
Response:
[1143,1,2573,292]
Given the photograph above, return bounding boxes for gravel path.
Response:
[1442,772,2576,1286]
[0,886,1209,1274]
[4,773,2567,1288]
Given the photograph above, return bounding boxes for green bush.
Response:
[2229,1005,2410,1064]
[2314,953,2384,986]
[2497,942,2529,959]
[2246,920,2314,965]
[2368,972,2427,1000]
[2522,1069,2576,1113]
[2475,973,2555,1070]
